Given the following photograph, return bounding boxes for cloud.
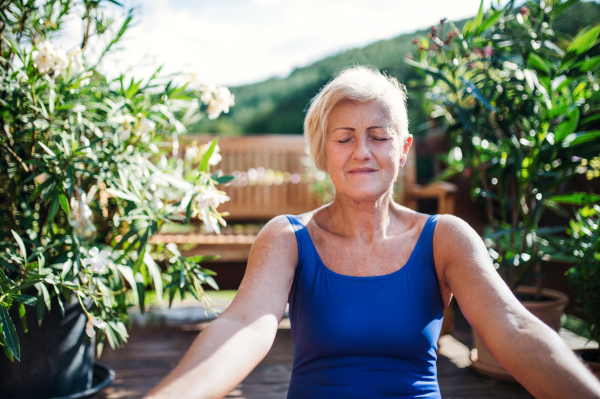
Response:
[62,0,507,86]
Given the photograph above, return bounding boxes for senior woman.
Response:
[147,66,600,399]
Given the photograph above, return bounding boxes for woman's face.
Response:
[324,100,412,203]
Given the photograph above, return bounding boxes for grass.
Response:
[141,289,238,309]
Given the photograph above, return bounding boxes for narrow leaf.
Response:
[198,139,218,173]
[143,253,163,303]
[38,142,56,157]
[550,193,600,205]
[105,188,141,203]
[11,230,27,260]
[0,305,20,360]
[554,108,580,142]
[59,191,70,216]
[9,295,37,306]
[567,25,600,55]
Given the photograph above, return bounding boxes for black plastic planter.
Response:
[0,295,95,399]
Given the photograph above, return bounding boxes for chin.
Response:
[339,185,390,202]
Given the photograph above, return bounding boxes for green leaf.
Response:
[213,175,235,185]
[550,193,600,205]
[566,131,600,147]
[0,305,20,361]
[527,53,551,75]
[11,230,27,260]
[205,276,219,291]
[573,55,600,72]
[143,253,163,303]
[137,229,149,256]
[476,9,503,35]
[462,19,475,39]
[105,188,141,203]
[4,278,44,295]
[135,273,145,314]
[581,113,600,126]
[546,103,569,120]
[554,108,580,142]
[38,142,56,157]
[9,295,37,306]
[198,138,218,173]
[460,77,496,110]
[185,255,220,263]
[567,25,600,55]
[19,304,27,334]
[48,191,60,223]
[552,0,580,17]
[475,0,485,31]
[59,191,70,216]
[117,265,138,304]
[404,58,456,89]
[37,292,44,326]
[53,286,65,318]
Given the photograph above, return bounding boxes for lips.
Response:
[348,168,376,174]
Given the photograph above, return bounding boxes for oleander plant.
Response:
[0,0,236,361]
[407,0,600,292]
[565,201,600,344]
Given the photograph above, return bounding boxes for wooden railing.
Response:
[182,134,320,222]
[178,134,457,221]
[154,133,458,261]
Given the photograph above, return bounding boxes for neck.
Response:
[326,189,397,244]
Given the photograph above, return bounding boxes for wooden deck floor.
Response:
[96,302,547,399]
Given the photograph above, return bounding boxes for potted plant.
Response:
[563,199,600,379]
[407,0,600,382]
[0,2,235,398]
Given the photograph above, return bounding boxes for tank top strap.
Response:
[284,214,317,275]
[418,214,443,308]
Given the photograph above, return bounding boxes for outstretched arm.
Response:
[434,215,600,399]
[145,215,298,399]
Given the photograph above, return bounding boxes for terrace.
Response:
[93,133,598,399]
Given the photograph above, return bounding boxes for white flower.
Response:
[72,103,86,113]
[206,87,235,119]
[85,316,107,338]
[185,146,199,160]
[195,186,229,210]
[199,143,222,165]
[31,41,56,74]
[69,47,85,76]
[108,114,136,141]
[53,47,69,76]
[80,70,93,86]
[200,82,217,104]
[209,150,222,166]
[122,114,135,131]
[82,247,110,274]
[140,118,156,135]
[199,206,221,234]
[166,242,181,263]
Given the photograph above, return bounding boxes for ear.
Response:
[399,135,413,168]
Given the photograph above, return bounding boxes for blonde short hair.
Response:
[304,66,409,171]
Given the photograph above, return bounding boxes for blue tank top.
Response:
[284,214,444,399]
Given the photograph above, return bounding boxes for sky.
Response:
[60,0,505,87]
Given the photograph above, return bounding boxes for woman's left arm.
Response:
[434,215,600,399]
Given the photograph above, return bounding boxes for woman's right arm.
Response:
[145,215,298,399]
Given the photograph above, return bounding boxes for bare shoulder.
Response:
[224,215,299,325]
[248,214,298,270]
[432,214,485,267]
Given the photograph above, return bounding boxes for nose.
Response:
[352,135,372,160]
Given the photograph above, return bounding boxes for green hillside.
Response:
[191,1,600,136]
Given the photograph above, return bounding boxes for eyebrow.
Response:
[331,126,387,133]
